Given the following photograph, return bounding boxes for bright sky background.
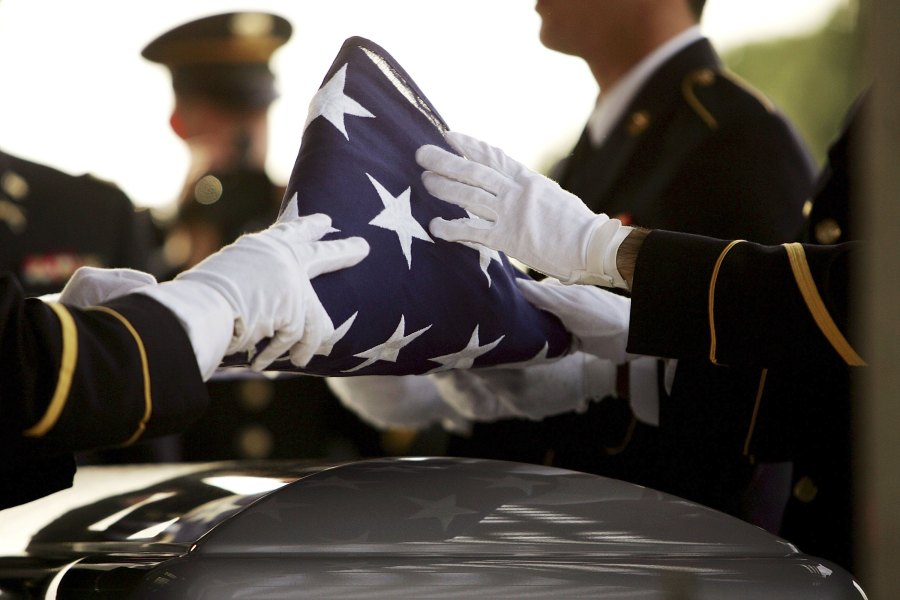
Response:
[0,0,850,210]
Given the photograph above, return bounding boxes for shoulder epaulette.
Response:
[681,68,777,131]
[682,67,719,130]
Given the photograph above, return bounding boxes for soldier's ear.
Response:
[169,110,189,140]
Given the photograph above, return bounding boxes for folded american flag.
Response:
[226,36,569,376]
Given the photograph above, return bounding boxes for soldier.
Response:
[442,0,815,534]
[414,95,865,572]
[141,12,382,463]
[0,149,151,297]
[142,11,292,273]
[1,212,369,509]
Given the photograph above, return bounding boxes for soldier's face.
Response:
[535,0,620,57]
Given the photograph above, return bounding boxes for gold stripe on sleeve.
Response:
[89,306,153,445]
[23,303,78,437]
[783,243,866,366]
[708,240,745,365]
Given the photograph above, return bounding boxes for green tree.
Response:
[723,1,865,166]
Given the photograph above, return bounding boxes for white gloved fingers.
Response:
[444,131,526,179]
[421,171,499,220]
[516,278,631,363]
[416,144,508,195]
[251,334,293,371]
[517,277,631,315]
[59,266,158,308]
[288,298,334,367]
[298,236,370,279]
[429,216,494,245]
[250,281,334,371]
[273,211,334,237]
[515,277,573,312]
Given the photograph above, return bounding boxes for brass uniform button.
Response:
[694,68,715,86]
[1,170,29,200]
[793,475,819,503]
[627,111,651,136]
[0,201,27,234]
[238,379,274,412]
[815,218,842,244]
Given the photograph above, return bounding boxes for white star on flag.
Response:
[343,315,432,373]
[366,173,432,268]
[427,325,504,371]
[277,192,339,237]
[460,241,502,287]
[316,312,358,357]
[304,63,375,140]
[458,210,502,286]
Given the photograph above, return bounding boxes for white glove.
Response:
[416,131,631,288]
[139,213,369,378]
[516,278,631,363]
[431,351,617,422]
[56,266,158,308]
[327,375,470,434]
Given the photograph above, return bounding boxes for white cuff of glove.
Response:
[571,219,632,288]
[136,280,234,381]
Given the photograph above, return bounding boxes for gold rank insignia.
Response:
[815,218,842,244]
[627,111,651,137]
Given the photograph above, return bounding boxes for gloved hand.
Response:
[56,266,158,308]
[416,131,631,288]
[516,278,631,363]
[431,351,617,422]
[327,375,470,434]
[139,213,369,378]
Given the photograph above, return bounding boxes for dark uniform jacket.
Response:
[449,38,816,524]
[0,274,209,509]
[0,150,150,296]
[628,105,863,572]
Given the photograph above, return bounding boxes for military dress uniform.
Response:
[0,274,208,509]
[627,104,864,572]
[0,150,150,297]
[448,37,817,527]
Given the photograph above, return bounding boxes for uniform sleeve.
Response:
[627,230,862,368]
[0,273,210,452]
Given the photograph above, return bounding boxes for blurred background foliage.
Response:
[723,0,865,166]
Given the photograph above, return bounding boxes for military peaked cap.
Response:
[142,12,293,109]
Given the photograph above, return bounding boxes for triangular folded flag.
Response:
[226,36,569,376]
